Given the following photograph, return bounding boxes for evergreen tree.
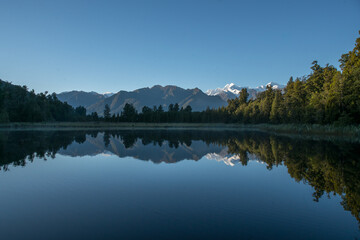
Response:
[104,104,111,120]
[340,31,360,123]
[184,105,192,112]
[174,103,180,112]
[121,103,137,122]
[90,112,99,121]
[157,105,164,112]
[270,91,283,123]
[239,88,249,105]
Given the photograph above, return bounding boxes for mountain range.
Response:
[56,82,285,115]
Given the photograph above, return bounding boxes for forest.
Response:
[1,32,359,125]
[0,80,87,122]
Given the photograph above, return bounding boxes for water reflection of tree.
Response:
[0,131,87,171]
[224,133,360,226]
[0,130,359,226]
[0,130,231,169]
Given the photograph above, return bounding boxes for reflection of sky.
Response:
[2,130,359,239]
[0,154,357,239]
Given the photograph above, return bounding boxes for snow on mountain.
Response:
[205,149,265,166]
[223,83,245,95]
[206,83,245,96]
[255,82,286,92]
[205,152,241,166]
[102,92,114,98]
[206,82,285,101]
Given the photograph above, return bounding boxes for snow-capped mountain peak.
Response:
[256,82,285,91]
[206,83,244,96]
[268,82,285,89]
[102,92,114,98]
[206,82,285,101]
[223,83,244,94]
[224,83,236,89]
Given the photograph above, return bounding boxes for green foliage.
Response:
[239,88,249,105]
[103,104,111,120]
[90,112,99,121]
[0,80,86,122]
[121,103,137,122]
[184,105,192,112]
[270,91,283,123]
[0,110,9,123]
[223,32,360,125]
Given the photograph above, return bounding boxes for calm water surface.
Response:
[0,130,359,239]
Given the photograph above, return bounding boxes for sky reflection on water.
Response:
[0,130,359,240]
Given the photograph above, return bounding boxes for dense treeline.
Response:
[99,102,228,123]
[226,32,360,125]
[0,80,87,122]
[1,32,359,125]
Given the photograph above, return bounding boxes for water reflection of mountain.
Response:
[58,133,224,164]
[0,129,359,226]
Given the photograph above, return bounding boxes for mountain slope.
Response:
[86,85,226,114]
[57,91,106,108]
[56,82,285,115]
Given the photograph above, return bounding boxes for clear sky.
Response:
[0,0,359,94]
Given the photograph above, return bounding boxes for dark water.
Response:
[0,130,359,240]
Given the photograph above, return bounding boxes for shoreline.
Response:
[0,122,359,139]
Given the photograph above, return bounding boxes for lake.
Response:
[0,129,359,239]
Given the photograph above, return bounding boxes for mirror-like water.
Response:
[0,130,359,239]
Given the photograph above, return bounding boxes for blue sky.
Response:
[0,0,359,93]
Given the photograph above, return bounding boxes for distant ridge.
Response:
[57,82,285,115]
[57,91,106,108]
[57,85,226,115]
